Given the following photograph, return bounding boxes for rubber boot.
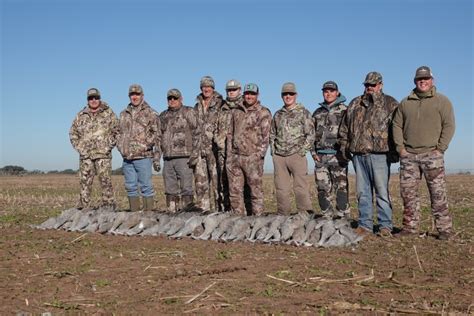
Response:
[128,196,141,212]
[166,195,177,213]
[182,195,194,210]
[144,196,155,212]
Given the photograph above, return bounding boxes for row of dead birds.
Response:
[35,208,363,247]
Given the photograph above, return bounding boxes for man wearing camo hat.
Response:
[339,72,399,237]
[69,88,119,210]
[226,83,272,215]
[393,66,455,240]
[160,89,201,212]
[312,81,350,219]
[215,79,251,212]
[117,84,161,212]
[270,82,315,215]
[192,76,224,212]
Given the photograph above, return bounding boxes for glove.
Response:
[188,155,199,168]
[153,160,161,172]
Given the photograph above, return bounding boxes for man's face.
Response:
[281,92,297,107]
[323,89,338,104]
[167,95,182,109]
[244,92,258,106]
[201,86,214,99]
[129,92,144,106]
[364,82,383,95]
[226,88,241,99]
[87,96,101,111]
[415,77,434,93]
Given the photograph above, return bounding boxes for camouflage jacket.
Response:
[194,92,224,156]
[338,92,398,154]
[215,96,243,155]
[311,95,347,155]
[117,101,161,161]
[69,102,119,160]
[227,101,272,158]
[160,105,201,159]
[270,103,315,157]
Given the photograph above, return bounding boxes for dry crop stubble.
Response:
[0,173,473,314]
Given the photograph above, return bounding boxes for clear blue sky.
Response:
[1,0,473,172]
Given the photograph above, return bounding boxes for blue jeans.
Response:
[122,158,154,197]
[352,154,392,231]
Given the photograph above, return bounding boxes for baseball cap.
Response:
[363,72,383,85]
[226,79,241,90]
[244,83,259,94]
[167,88,182,98]
[87,88,100,98]
[129,84,143,95]
[200,76,215,88]
[321,81,338,91]
[414,66,433,79]
[281,82,297,94]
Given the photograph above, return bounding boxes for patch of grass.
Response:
[0,214,21,224]
[262,286,275,297]
[45,299,80,310]
[274,270,292,278]
[336,257,351,264]
[95,279,110,287]
[164,298,178,305]
[216,250,232,260]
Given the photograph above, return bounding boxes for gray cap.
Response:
[281,82,297,94]
[243,83,259,93]
[363,71,383,85]
[167,89,182,98]
[321,81,338,91]
[200,76,215,88]
[129,84,143,95]
[226,79,241,90]
[414,66,433,79]
[87,88,100,98]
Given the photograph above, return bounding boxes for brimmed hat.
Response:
[243,83,259,93]
[200,76,215,88]
[129,84,143,95]
[226,79,241,90]
[87,88,100,98]
[414,66,433,79]
[363,72,383,85]
[321,81,338,90]
[281,82,297,94]
[167,88,182,98]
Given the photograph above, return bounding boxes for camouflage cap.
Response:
[363,72,383,85]
[243,83,259,94]
[281,82,297,94]
[87,88,100,98]
[167,88,182,98]
[321,81,338,91]
[226,79,241,90]
[129,84,144,95]
[200,76,215,88]
[414,66,433,79]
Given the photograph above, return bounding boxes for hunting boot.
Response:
[144,196,155,212]
[182,195,194,210]
[128,196,141,212]
[166,195,177,213]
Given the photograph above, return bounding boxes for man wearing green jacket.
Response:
[392,66,455,240]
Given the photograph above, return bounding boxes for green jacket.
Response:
[392,87,455,154]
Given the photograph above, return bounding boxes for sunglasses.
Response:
[364,83,378,88]
[167,96,179,101]
[227,88,240,92]
[87,96,100,101]
[282,92,296,97]
[129,92,141,97]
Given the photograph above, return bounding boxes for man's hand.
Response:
[188,155,199,168]
[153,160,161,172]
[312,154,320,162]
[399,148,409,158]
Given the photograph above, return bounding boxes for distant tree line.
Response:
[0,165,123,176]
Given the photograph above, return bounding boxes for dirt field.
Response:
[1,174,473,314]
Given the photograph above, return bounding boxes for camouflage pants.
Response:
[273,153,312,214]
[194,152,218,211]
[227,154,264,216]
[217,153,251,212]
[78,158,114,208]
[400,150,452,233]
[314,154,349,217]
